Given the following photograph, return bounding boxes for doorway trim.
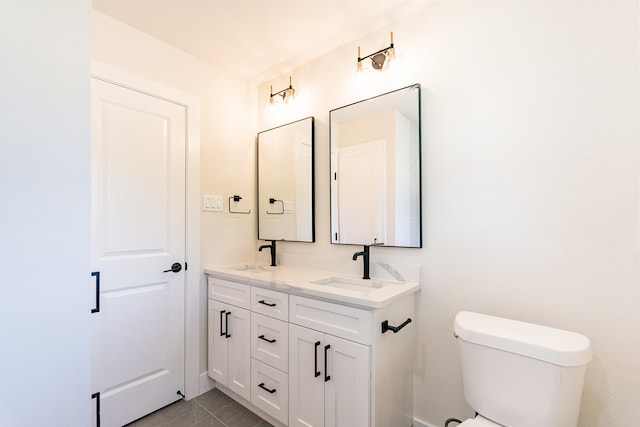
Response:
[92,61,201,399]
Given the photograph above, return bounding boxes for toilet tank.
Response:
[454,311,591,427]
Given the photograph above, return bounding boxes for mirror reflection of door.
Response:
[258,117,314,242]
[330,84,422,248]
[337,140,386,245]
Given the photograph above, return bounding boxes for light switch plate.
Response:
[203,195,223,212]
[283,200,295,213]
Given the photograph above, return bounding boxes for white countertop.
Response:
[204,264,420,309]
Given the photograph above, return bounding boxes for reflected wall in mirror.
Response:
[258,117,315,242]
[330,84,421,248]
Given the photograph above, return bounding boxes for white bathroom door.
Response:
[91,78,186,427]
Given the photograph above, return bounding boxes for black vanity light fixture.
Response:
[269,76,296,105]
[357,32,395,72]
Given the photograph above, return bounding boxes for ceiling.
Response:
[93,0,434,82]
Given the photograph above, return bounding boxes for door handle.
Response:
[163,262,182,273]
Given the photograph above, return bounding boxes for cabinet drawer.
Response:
[251,287,288,321]
[251,312,288,373]
[208,277,250,309]
[251,359,288,425]
[290,295,372,345]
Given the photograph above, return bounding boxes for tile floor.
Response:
[125,388,273,427]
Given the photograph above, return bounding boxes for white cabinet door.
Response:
[324,335,370,427]
[91,78,186,427]
[208,299,251,401]
[289,324,325,427]
[208,300,229,384]
[226,307,251,401]
[290,324,371,427]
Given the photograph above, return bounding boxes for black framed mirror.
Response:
[258,117,315,242]
[330,84,421,248]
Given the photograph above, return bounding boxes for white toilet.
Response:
[454,311,592,427]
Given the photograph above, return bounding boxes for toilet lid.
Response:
[458,416,502,427]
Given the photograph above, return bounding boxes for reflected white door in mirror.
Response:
[330,84,421,248]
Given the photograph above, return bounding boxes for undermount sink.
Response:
[311,276,384,292]
[231,265,271,274]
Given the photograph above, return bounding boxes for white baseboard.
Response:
[198,371,215,396]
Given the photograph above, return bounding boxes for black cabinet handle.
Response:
[225,311,231,338]
[258,299,276,307]
[258,382,276,394]
[314,341,321,378]
[91,271,100,314]
[163,262,182,273]
[324,344,331,382]
[258,334,276,343]
[219,310,226,337]
[381,318,412,334]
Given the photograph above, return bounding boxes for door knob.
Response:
[163,262,182,273]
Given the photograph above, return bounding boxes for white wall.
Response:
[92,11,256,377]
[258,1,640,425]
[0,1,92,425]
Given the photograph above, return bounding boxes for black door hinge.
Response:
[91,392,100,427]
[91,272,100,314]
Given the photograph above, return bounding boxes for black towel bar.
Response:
[381,318,412,334]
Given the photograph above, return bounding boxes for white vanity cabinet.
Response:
[207,278,252,401]
[207,268,416,427]
[288,294,415,427]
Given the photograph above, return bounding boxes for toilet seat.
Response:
[458,415,503,427]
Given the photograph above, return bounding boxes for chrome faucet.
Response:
[259,240,277,267]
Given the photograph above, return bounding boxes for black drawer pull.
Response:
[314,341,321,377]
[258,334,276,343]
[258,382,276,394]
[324,344,331,382]
[381,318,412,334]
[258,300,276,307]
[219,310,226,337]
